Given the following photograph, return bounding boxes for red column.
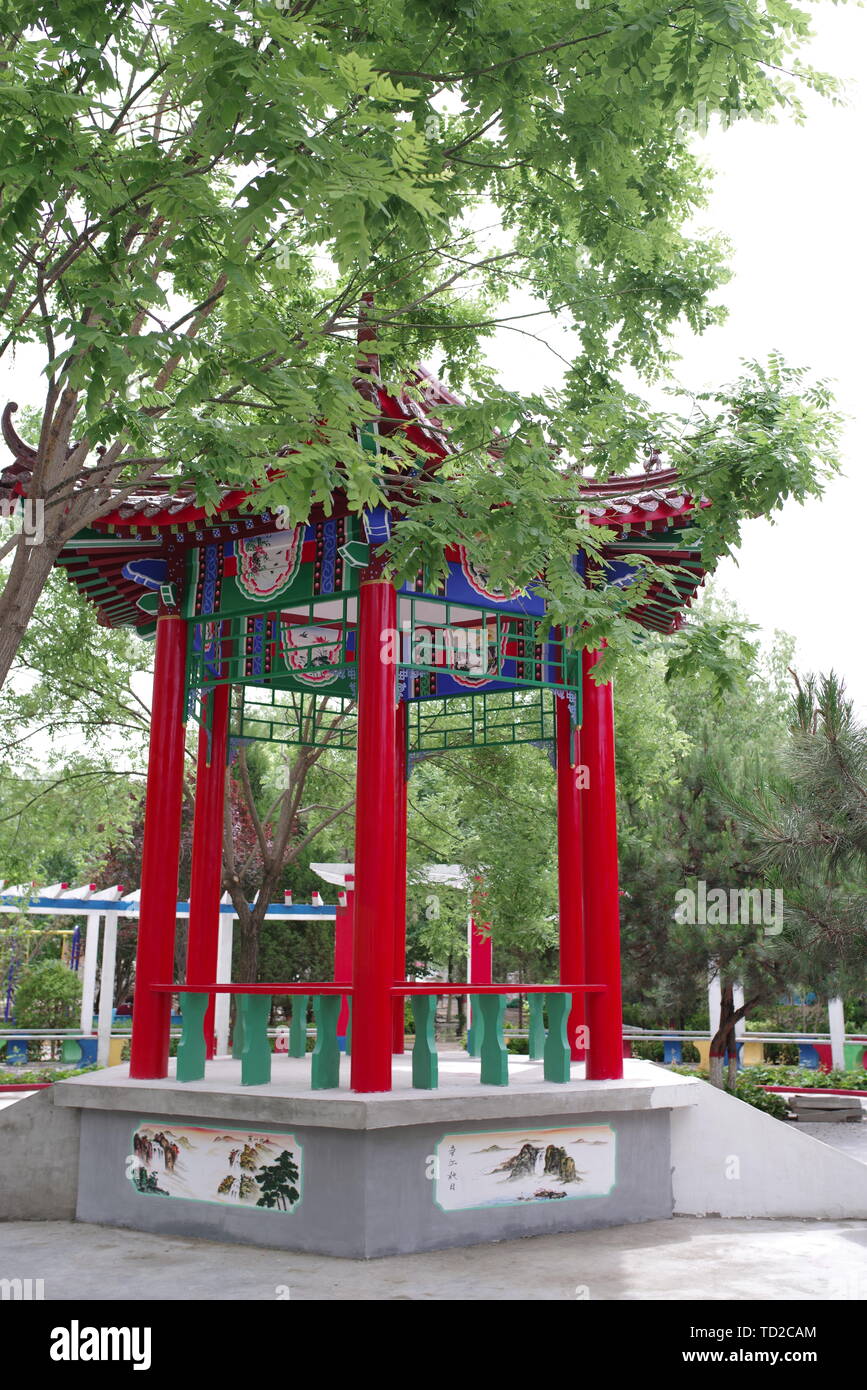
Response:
[468,916,493,986]
[581,648,624,1080]
[186,682,229,1059]
[392,700,408,1053]
[350,577,397,1092]
[556,692,586,1060]
[335,882,354,1042]
[130,614,188,1078]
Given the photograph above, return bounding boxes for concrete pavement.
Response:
[2,1217,866,1300]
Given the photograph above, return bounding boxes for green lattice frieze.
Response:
[183,583,583,753]
[187,682,573,755]
[231,687,358,752]
[406,688,563,754]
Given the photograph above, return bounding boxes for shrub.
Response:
[727,1074,790,1119]
[12,961,81,1029]
[506,1036,529,1054]
[0,1065,98,1084]
[631,1040,664,1062]
[747,1065,867,1091]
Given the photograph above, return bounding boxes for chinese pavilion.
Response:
[1,350,710,1096]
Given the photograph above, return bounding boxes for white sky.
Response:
[2,2,864,713]
[483,1,867,711]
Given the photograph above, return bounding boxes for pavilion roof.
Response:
[1,369,708,635]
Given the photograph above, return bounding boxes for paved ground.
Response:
[2,1217,867,1300]
[792,1120,867,1163]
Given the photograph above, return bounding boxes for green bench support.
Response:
[311,994,341,1090]
[231,1003,244,1060]
[528,994,546,1060]
[177,992,209,1082]
[411,995,438,1090]
[467,993,482,1057]
[543,992,571,1083]
[289,995,309,1057]
[478,993,509,1086]
[239,993,272,1086]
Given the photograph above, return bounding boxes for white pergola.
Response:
[0,881,337,1063]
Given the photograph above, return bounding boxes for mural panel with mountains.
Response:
[434,1125,615,1211]
[128,1123,302,1212]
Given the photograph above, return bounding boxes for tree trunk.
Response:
[709,983,736,1089]
[726,1048,739,1089]
[0,535,63,689]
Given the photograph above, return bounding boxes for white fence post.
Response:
[97,913,119,1067]
[214,902,233,1056]
[78,911,101,1035]
[828,996,846,1071]
[707,963,721,1037]
[733,983,746,1039]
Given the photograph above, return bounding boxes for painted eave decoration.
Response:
[0,378,709,637]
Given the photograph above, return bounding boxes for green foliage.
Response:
[619,594,797,1029]
[746,1065,867,1092]
[11,959,82,1028]
[726,1073,790,1119]
[716,670,867,996]
[0,0,844,687]
[0,1065,98,1083]
[0,572,148,880]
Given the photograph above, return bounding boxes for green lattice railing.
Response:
[186,596,355,695]
[396,594,581,693]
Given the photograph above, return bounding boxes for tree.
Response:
[0,1,843,687]
[0,569,151,881]
[12,957,81,1027]
[616,597,800,1084]
[255,1148,300,1211]
[720,672,867,1018]
[223,713,356,985]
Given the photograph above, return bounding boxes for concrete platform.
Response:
[51,1054,700,1127]
[50,1058,688,1257]
[3,1216,866,1300]
[7,1058,867,1259]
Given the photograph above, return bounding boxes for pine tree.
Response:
[722,672,867,1012]
[255,1149,300,1211]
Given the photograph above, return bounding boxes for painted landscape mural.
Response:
[435,1125,615,1211]
[128,1124,302,1212]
